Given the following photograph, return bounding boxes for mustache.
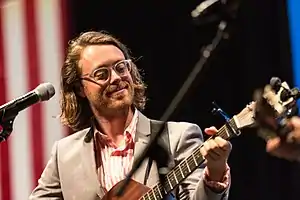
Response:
[105,81,130,94]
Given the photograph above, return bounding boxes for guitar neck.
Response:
[140,117,239,200]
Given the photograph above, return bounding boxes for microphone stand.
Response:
[115,2,240,198]
[0,108,18,142]
[0,119,14,142]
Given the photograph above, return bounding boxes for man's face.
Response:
[79,45,134,114]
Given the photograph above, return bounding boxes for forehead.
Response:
[79,44,125,73]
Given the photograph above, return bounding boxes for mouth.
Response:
[106,85,129,96]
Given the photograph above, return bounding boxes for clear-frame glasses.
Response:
[81,59,132,83]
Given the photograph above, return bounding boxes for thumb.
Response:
[266,137,281,152]
[204,126,218,135]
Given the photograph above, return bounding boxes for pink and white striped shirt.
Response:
[93,110,139,192]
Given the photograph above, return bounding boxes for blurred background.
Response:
[0,0,299,199]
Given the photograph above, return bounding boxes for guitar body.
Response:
[101,179,150,200]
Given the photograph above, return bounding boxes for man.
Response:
[265,116,300,162]
[29,31,232,200]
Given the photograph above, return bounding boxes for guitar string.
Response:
[141,128,229,200]
[142,113,251,200]
[141,119,237,200]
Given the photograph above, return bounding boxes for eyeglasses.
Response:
[81,59,132,83]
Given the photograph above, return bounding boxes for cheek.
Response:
[124,75,134,84]
[83,83,106,97]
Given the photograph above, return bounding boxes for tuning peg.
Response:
[211,101,231,121]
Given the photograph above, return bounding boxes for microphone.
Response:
[191,0,239,25]
[191,0,223,18]
[0,82,55,123]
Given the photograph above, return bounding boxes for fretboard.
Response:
[140,117,239,200]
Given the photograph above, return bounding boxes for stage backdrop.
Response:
[0,0,68,200]
[288,0,300,105]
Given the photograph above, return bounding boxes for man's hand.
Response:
[266,116,300,161]
[200,126,232,181]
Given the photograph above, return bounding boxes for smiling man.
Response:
[29,31,232,200]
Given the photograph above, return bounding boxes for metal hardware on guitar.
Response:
[253,77,300,141]
[270,77,300,103]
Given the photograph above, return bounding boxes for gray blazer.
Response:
[29,111,230,200]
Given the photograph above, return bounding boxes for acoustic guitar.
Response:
[101,102,256,200]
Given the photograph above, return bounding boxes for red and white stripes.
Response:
[0,0,68,199]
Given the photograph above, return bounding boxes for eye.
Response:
[115,61,129,74]
[92,68,109,81]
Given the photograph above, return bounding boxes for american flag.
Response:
[0,0,68,200]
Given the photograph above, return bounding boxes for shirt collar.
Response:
[93,108,139,145]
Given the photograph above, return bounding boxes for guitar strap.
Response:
[143,120,172,185]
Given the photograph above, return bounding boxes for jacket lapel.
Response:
[77,111,160,199]
[132,112,159,187]
[80,128,106,199]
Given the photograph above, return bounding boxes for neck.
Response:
[94,107,134,146]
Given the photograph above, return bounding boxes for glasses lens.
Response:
[92,68,109,81]
[115,60,131,75]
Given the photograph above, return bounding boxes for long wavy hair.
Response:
[60,31,147,131]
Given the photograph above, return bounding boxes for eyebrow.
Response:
[92,59,124,71]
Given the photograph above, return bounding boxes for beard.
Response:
[89,81,134,114]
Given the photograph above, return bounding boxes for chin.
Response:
[106,96,133,110]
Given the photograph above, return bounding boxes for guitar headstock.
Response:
[235,101,256,129]
[253,78,299,140]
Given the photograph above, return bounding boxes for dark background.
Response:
[67,0,300,199]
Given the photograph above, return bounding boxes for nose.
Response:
[109,69,121,84]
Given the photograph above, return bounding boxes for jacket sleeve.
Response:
[174,124,231,200]
[29,141,63,200]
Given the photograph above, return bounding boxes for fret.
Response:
[162,185,167,194]
[178,164,185,179]
[173,171,179,184]
[192,153,197,165]
[150,189,158,200]
[223,124,231,138]
[193,149,203,163]
[187,156,197,170]
[166,175,173,190]
[156,186,163,199]
[167,173,176,189]
[161,186,168,195]
[185,159,191,172]
[225,118,239,139]
[217,128,224,137]
[224,126,230,138]
[152,184,169,200]
[230,118,239,134]
[154,188,162,200]
[143,192,150,200]
[148,189,155,200]
[179,160,189,177]
[174,166,184,180]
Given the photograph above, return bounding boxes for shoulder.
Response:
[55,128,91,152]
[166,121,202,133]
[147,118,204,154]
[145,113,203,140]
[166,121,204,142]
[155,120,204,160]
